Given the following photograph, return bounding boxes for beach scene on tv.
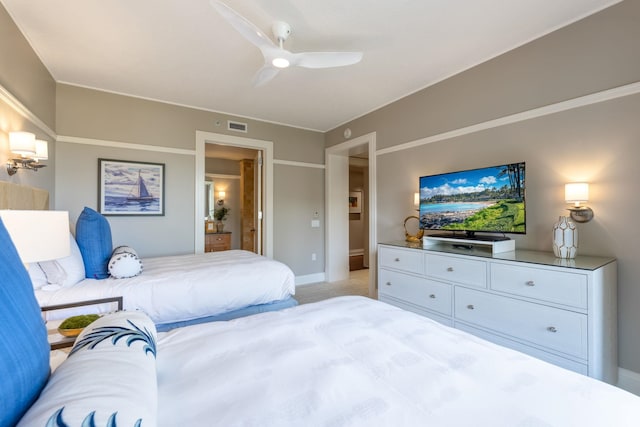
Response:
[419,163,525,234]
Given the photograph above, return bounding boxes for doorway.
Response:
[349,156,369,271]
[194,131,274,257]
[325,132,377,297]
[204,143,261,254]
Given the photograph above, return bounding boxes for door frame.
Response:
[325,132,377,296]
[195,131,274,257]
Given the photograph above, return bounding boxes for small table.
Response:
[205,231,231,252]
[42,296,123,350]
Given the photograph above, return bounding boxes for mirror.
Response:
[205,181,215,219]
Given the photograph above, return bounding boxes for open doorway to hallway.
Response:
[204,143,262,254]
[325,132,377,298]
[195,130,274,258]
[349,156,369,275]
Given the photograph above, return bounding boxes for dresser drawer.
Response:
[491,263,587,309]
[426,254,487,288]
[205,233,231,252]
[379,246,424,275]
[454,287,587,359]
[379,269,452,316]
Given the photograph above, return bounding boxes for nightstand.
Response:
[205,232,231,252]
[42,296,123,350]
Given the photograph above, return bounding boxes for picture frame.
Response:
[349,191,362,214]
[98,159,165,216]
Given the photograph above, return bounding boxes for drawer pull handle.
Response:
[525,280,535,286]
[466,304,474,310]
[386,282,392,286]
[447,267,454,272]
[547,326,558,333]
[394,258,400,262]
[429,294,436,299]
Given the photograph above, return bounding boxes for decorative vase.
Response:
[552,216,577,259]
[216,221,224,232]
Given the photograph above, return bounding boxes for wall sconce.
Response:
[6,131,48,175]
[565,182,594,223]
[217,191,226,206]
[414,192,420,211]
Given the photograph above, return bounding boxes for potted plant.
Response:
[213,206,230,232]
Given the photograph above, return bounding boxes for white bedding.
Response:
[36,250,295,325]
[156,296,640,426]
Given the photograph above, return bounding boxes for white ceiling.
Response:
[2,0,620,132]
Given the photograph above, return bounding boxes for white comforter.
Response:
[156,296,640,426]
[36,250,295,324]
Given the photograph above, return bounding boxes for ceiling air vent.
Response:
[227,120,248,133]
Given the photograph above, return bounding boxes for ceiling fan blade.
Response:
[252,66,280,87]
[209,0,275,51]
[292,51,363,69]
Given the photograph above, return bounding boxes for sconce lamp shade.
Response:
[0,210,70,263]
[33,140,49,160]
[414,192,420,207]
[565,183,589,205]
[9,132,36,156]
[218,191,226,200]
[564,182,593,223]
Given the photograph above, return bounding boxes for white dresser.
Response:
[377,242,617,383]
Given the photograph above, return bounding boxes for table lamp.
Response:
[0,210,70,271]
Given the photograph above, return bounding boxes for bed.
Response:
[34,248,297,331]
[0,181,297,330]
[3,220,640,426]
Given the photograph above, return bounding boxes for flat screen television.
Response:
[418,162,525,241]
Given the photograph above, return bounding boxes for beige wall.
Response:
[0,4,55,130]
[0,3,57,201]
[55,84,325,275]
[326,0,640,373]
[274,165,324,274]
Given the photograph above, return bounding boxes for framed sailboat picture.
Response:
[98,159,165,216]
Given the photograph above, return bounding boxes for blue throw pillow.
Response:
[75,207,112,279]
[0,218,50,427]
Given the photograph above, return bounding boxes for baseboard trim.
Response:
[295,273,326,286]
[617,368,640,396]
[349,249,364,256]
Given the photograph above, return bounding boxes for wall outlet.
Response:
[311,253,317,261]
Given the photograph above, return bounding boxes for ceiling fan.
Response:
[210,1,363,87]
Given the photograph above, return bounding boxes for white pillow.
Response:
[17,311,158,427]
[108,246,143,279]
[56,234,86,286]
[30,234,86,289]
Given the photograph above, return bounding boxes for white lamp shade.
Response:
[33,139,49,160]
[9,132,36,156]
[218,191,225,199]
[414,192,420,207]
[0,210,70,263]
[565,183,589,203]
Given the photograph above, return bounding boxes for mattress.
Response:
[35,250,295,325]
[156,296,640,426]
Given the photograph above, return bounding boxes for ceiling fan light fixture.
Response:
[272,57,290,68]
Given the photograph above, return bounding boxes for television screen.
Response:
[419,162,525,238]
